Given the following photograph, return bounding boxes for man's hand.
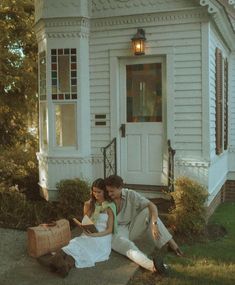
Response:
[151,222,161,240]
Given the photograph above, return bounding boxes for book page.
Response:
[82,215,94,225]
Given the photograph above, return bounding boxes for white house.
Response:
[34,0,235,213]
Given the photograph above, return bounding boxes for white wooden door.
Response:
[120,58,165,185]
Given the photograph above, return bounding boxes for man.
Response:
[105,175,183,274]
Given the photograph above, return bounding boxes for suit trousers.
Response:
[111,208,172,271]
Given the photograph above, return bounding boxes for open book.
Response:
[72,215,98,233]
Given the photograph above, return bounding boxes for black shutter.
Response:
[224,58,228,150]
[215,48,223,155]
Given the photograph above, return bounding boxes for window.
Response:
[55,104,77,147]
[51,49,77,100]
[40,102,48,149]
[126,63,162,122]
[39,51,46,101]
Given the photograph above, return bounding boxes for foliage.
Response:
[128,202,235,285]
[0,0,38,147]
[168,176,208,237]
[0,0,39,200]
[57,178,91,220]
[0,141,40,200]
[0,185,58,230]
[0,178,91,230]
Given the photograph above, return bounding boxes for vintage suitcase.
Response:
[27,219,71,257]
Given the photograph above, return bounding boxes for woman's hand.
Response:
[83,231,97,237]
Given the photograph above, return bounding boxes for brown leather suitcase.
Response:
[27,219,71,257]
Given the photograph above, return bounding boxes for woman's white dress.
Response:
[62,213,112,268]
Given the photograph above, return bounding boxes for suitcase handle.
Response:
[40,222,56,228]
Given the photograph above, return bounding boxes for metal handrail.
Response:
[103,138,117,178]
[168,139,176,192]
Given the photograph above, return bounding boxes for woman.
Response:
[40,178,117,278]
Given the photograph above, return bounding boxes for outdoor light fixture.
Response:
[131,28,146,55]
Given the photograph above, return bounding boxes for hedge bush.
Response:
[0,185,58,230]
[0,142,40,200]
[0,178,91,230]
[168,176,208,237]
[57,178,91,220]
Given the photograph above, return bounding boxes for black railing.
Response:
[103,138,117,178]
[168,139,176,192]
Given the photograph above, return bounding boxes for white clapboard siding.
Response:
[90,15,202,155]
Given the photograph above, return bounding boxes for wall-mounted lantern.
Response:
[131,28,146,55]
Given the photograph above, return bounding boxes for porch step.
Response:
[125,184,170,199]
[124,184,174,214]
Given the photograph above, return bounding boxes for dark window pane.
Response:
[64,49,70,55]
[52,79,57,85]
[58,49,63,55]
[71,56,76,62]
[71,63,76,70]
[52,94,57,100]
[71,93,77,99]
[71,79,77,85]
[51,71,57,78]
[52,56,57,63]
[71,49,76,54]
[59,94,64,100]
[51,49,57,55]
[71,71,77,77]
[52,64,57,70]
[65,93,70,100]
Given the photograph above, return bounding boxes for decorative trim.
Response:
[34,17,90,40]
[92,0,192,12]
[47,32,89,39]
[44,18,90,28]
[91,9,208,30]
[199,0,235,49]
[35,0,82,13]
[228,0,235,8]
[175,159,210,168]
[199,0,217,13]
[37,153,103,164]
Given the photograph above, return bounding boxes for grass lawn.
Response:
[128,202,235,285]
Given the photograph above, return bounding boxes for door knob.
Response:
[120,124,126,137]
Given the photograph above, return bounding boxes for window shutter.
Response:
[224,58,228,150]
[215,48,223,155]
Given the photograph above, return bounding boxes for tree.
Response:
[0,0,38,147]
[0,0,40,199]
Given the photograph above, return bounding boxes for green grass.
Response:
[128,202,235,285]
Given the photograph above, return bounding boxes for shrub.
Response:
[0,141,40,200]
[56,178,90,220]
[168,176,208,238]
[0,184,58,230]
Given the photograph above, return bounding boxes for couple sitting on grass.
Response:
[38,175,183,278]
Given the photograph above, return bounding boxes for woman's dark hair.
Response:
[90,178,111,213]
[104,175,124,188]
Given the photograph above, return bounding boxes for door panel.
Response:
[120,59,165,185]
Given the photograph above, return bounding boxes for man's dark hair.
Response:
[104,175,124,188]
